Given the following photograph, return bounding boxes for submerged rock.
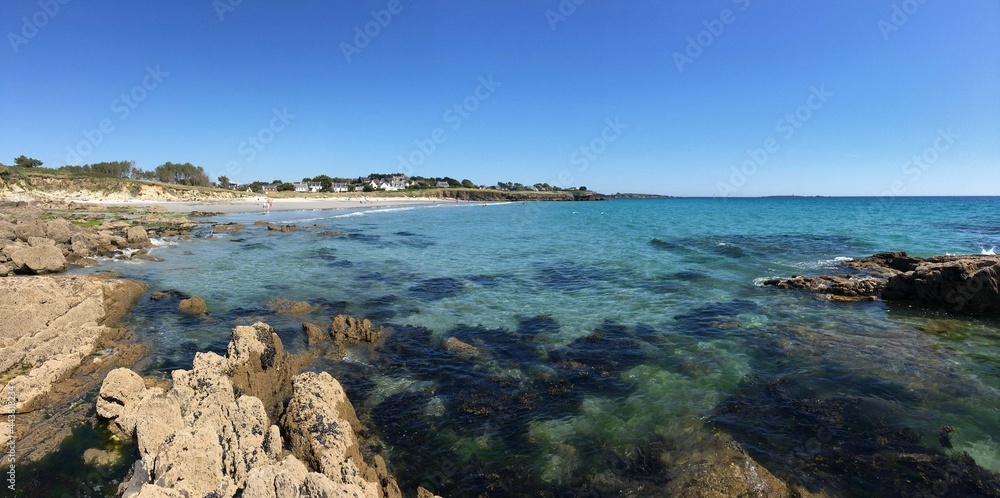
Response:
[711,377,1000,497]
[178,295,207,315]
[268,298,315,314]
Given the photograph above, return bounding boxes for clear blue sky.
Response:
[2,1,998,196]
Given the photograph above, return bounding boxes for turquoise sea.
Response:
[84,197,1000,496]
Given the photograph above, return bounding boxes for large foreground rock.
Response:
[761,252,1000,315]
[0,274,147,461]
[9,244,67,274]
[99,322,402,498]
[881,254,1000,314]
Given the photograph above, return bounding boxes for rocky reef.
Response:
[760,252,1000,315]
[96,321,433,498]
[0,202,197,276]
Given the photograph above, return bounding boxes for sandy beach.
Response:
[85,195,463,213]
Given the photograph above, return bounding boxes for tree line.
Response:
[3,154,213,188]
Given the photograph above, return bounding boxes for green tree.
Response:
[362,183,375,192]
[89,160,135,178]
[14,155,42,168]
[461,179,475,188]
[218,175,232,188]
[154,162,211,187]
[579,186,587,191]
[277,182,296,192]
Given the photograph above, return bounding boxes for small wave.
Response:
[983,246,997,255]
[753,277,780,287]
[150,237,179,247]
[790,256,854,270]
[332,211,366,218]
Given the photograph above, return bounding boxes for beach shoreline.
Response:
[81,195,468,214]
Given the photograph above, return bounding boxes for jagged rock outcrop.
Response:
[332,314,384,343]
[99,322,402,498]
[282,371,400,497]
[761,252,1000,315]
[306,315,387,359]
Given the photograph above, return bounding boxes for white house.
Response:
[436,181,450,188]
[292,182,309,192]
[330,182,348,193]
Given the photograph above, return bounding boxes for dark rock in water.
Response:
[364,294,398,308]
[759,275,884,301]
[346,232,381,244]
[468,274,502,287]
[449,325,539,367]
[408,277,464,300]
[711,377,1000,497]
[394,231,417,237]
[764,252,1000,315]
[673,299,759,339]
[150,289,185,301]
[649,237,685,251]
[548,320,646,377]
[847,251,923,275]
[537,261,609,290]
[516,314,560,337]
[881,255,1000,315]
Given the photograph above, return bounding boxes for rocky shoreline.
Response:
[3,198,999,496]
[760,252,1000,316]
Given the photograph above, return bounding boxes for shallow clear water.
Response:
[82,197,1000,496]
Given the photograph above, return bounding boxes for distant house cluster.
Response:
[291,181,324,193]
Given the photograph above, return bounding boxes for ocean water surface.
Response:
[84,197,1000,496]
